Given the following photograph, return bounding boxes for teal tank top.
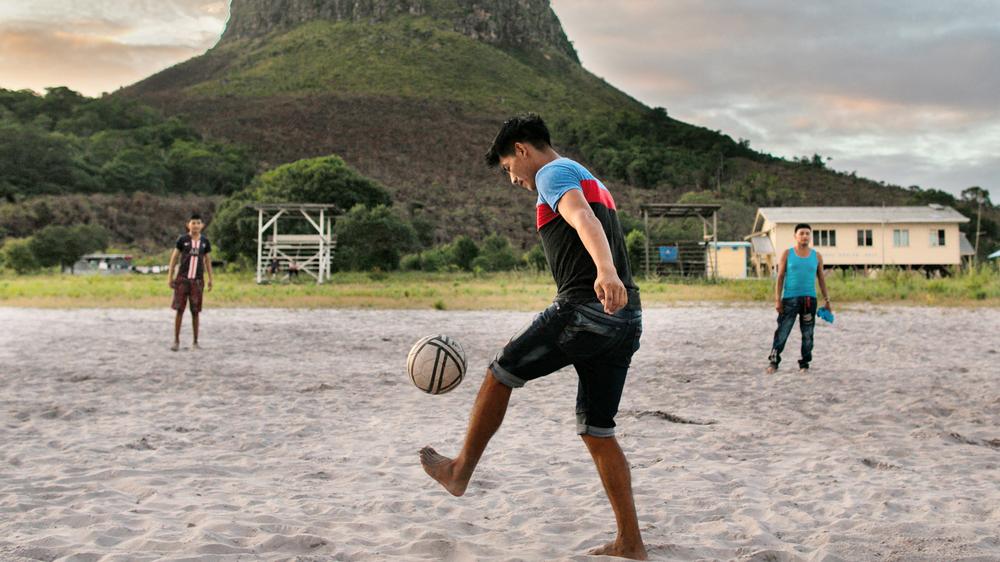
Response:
[783,248,817,298]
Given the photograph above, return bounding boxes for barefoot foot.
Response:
[587,540,648,560]
[765,363,777,374]
[170,342,179,352]
[419,446,469,497]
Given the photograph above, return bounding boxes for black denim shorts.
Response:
[490,301,642,437]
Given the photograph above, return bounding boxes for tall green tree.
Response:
[210,155,393,263]
[334,204,417,271]
[28,224,109,272]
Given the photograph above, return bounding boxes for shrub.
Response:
[472,234,520,271]
[1,237,40,273]
[210,155,393,263]
[450,235,479,271]
[523,242,548,272]
[334,204,418,271]
[626,229,647,276]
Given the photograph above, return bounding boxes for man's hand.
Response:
[206,279,213,292]
[775,300,783,314]
[595,268,627,314]
[168,278,176,290]
[823,297,831,312]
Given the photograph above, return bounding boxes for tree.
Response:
[334,205,417,271]
[1,237,39,274]
[167,140,253,195]
[962,186,992,259]
[450,236,479,271]
[210,155,393,263]
[254,156,391,209]
[28,224,108,272]
[472,234,519,271]
[522,242,548,272]
[961,186,991,207]
[625,229,647,277]
[100,147,169,192]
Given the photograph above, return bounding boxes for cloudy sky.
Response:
[1,1,996,198]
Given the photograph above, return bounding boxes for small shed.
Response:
[705,242,750,279]
[67,253,133,275]
[640,203,721,278]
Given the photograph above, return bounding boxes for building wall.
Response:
[765,221,962,266]
[707,246,748,279]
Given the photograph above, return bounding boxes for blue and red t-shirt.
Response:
[534,158,639,307]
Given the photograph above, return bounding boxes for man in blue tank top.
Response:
[767,223,832,373]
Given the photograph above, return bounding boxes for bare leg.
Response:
[172,310,183,351]
[420,370,511,496]
[582,434,648,560]
[192,312,200,348]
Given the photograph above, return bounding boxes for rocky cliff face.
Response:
[220,0,578,61]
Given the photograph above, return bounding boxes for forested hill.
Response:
[2,0,996,257]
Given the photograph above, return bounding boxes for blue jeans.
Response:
[769,296,817,369]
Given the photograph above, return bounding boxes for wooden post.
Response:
[256,208,263,284]
[319,208,325,283]
[643,208,650,278]
[713,209,719,280]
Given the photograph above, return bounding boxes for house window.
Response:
[930,229,946,247]
[814,229,837,247]
[893,229,909,247]
[857,229,873,247]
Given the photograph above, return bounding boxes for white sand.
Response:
[0,305,998,561]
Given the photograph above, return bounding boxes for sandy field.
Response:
[0,305,998,562]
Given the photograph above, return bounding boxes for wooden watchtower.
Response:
[250,203,339,284]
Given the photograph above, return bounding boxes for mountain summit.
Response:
[124,1,914,245]
[221,0,578,61]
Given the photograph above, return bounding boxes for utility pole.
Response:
[974,195,983,266]
[716,151,724,194]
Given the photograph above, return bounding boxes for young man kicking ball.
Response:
[767,223,831,373]
[420,115,647,560]
[167,213,213,351]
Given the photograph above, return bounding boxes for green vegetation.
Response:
[166,15,1000,259]
[186,17,763,193]
[0,87,253,201]
[209,155,393,264]
[189,18,631,117]
[29,224,109,272]
[0,238,38,274]
[0,192,220,253]
[334,204,418,271]
[0,224,109,274]
[1,268,996,309]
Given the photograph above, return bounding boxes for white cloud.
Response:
[551,0,1000,198]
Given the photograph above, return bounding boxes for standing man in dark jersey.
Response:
[767,223,831,373]
[420,115,647,560]
[167,213,213,351]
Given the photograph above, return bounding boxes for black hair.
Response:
[794,223,811,233]
[189,213,203,222]
[485,114,552,167]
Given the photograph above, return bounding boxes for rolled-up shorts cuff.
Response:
[489,355,526,389]
[576,423,615,437]
[576,412,615,437]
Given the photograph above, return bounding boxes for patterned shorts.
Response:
[172,278,204,314]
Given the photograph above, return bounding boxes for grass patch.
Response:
[1,269,997,309]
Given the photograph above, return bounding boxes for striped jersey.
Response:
[175,234,211,280]
[534,158,639,307]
